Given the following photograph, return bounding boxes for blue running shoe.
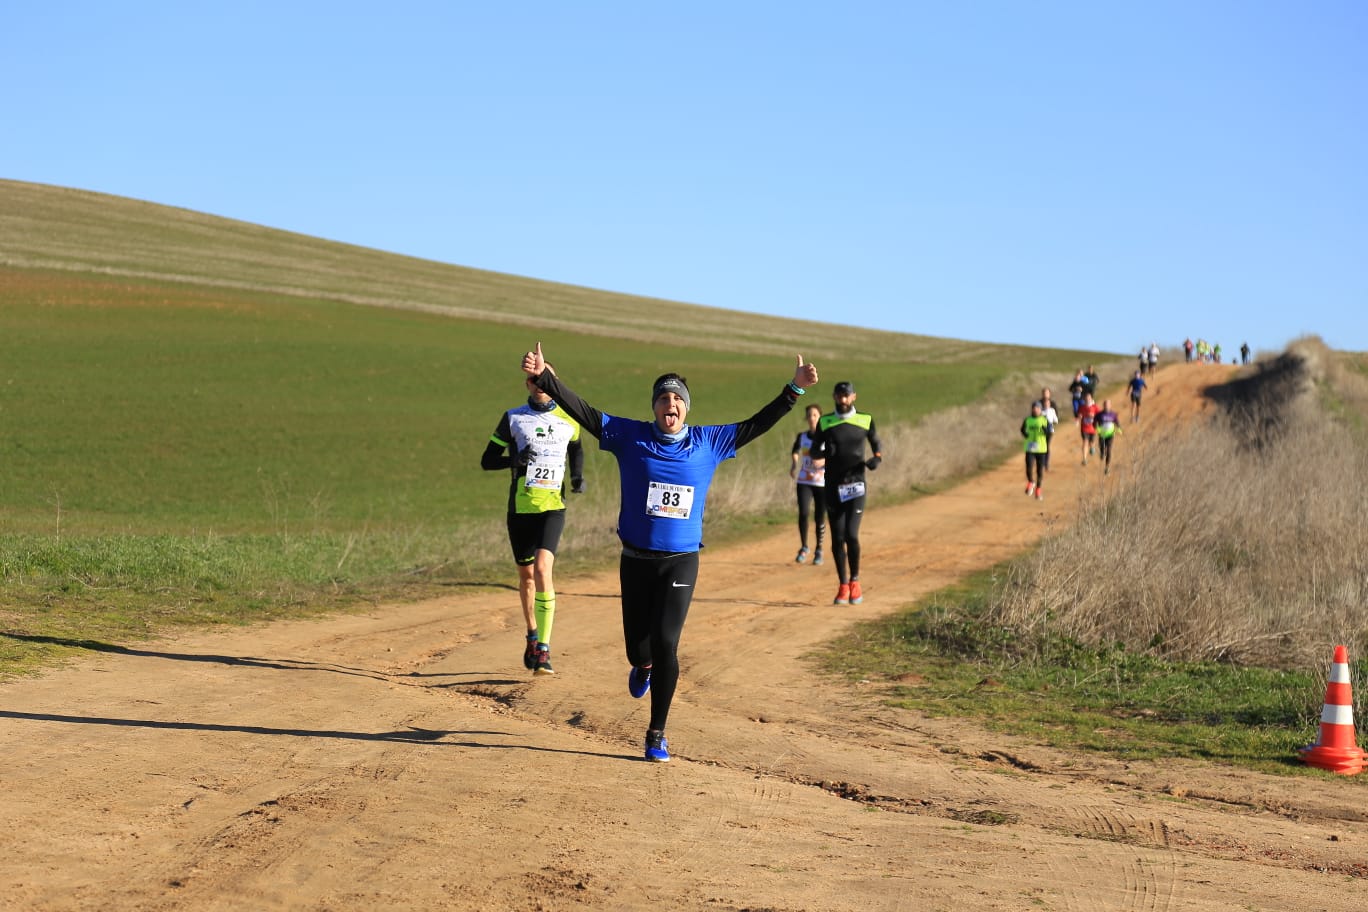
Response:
[644,730,670,762]
[523,633,539,670]
[628,665,652,699]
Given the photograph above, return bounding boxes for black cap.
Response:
[833,381,855,396]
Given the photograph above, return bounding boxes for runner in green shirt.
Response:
[1021,401,1049,500]
[481,366,584,675]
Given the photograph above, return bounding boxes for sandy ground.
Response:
[3,362,1367,912]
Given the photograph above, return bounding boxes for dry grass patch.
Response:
[983,337,1368,670]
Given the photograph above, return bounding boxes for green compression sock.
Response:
[534,590,556,646]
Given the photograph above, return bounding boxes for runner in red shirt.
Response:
[1077,392,1101,466]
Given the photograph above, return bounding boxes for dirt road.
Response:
[4,363,1366,911]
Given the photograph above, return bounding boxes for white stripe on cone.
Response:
[1322,704,1355,727]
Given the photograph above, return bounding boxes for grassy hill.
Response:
[0,179,1119,670]
[3,178,1060,364]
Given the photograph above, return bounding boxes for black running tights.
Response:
[795,484,826,550]
[1099,435,1114,467]
[620,551,699,732]
[826,495,865,584]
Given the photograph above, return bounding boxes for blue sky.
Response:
[4,2,1364,356]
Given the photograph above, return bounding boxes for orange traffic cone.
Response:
[1299,645,1366,775]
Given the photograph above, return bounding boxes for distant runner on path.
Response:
[1096,398,1122,475]
[1021,401,1049,500]
[1127,370,1148,424]
[790,403,827,566]
[1078,392,1101,466]
[811,381,883,606]
[481,365,584,676]
[1068,370,1087,420]
[522,342,818,763]
[1036,389,1060,472]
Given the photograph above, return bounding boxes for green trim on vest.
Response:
[819,411,873,432]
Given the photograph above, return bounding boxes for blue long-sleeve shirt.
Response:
[533,371,799,552]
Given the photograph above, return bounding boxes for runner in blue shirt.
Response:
[1127,370,1148,424]
[522,342,819,762]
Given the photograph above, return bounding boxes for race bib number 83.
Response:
[646,481,695,519]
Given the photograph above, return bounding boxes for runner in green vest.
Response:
[1021,401,1049,500]
[481,365,584,675]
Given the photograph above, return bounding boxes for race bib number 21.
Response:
[838,481,866,503]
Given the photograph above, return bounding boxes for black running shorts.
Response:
[507,510,566,565]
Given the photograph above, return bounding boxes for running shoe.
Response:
[849,580,863,604]
[834,583,850,605]
[1025,482,1035,496]
[812,548,824,566]
[644,730,670,763]
[1035,488,1043,500]
[795,546,809,564]
[523,633,539,670]
[533,645,554,676]
[628,664,652,699]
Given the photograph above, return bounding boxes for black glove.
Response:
[865,455,882,471]
[571,476,585,494]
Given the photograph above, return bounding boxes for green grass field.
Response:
[1,266,1063,535]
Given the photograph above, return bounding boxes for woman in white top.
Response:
[790,403,827,564]
[1037,389,1060,471]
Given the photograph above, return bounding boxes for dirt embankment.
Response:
[4,362,1368,912]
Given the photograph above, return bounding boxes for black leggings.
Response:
[1025,452,1045,486]
[795,484,826,550]
[620,551,699,732]
[1099,435,1114,467]
[825,493,866,584]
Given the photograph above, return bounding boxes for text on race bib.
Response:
[798,455,823,483]
[524,453,564,490]
[646,481,695,519]
[838,481,866,503]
